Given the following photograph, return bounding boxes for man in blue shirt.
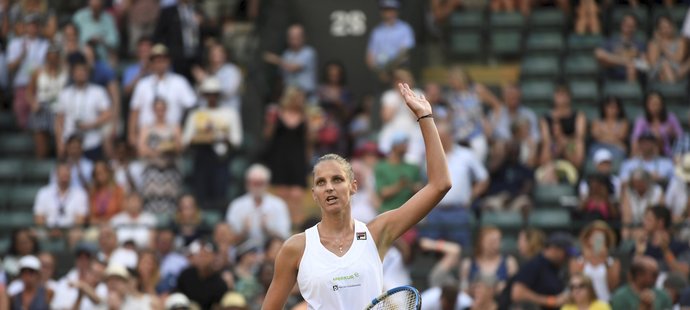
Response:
[366,0,415,75]
[264,24,318,98]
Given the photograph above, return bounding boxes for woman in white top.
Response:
[263,83,451,309]
[569,221,621,302]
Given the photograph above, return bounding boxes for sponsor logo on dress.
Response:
[356,232,367,240]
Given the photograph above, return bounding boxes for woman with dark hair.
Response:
[317,60,353,124]
[3,229,39,277]
[89,160,125,225]
[590,96,629,160]
[631,91,683,156]
[172,194,211,247]
[648,15,690,83]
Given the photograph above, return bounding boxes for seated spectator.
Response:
[446,66,489,162]
[263,24,317,97]
[110,192,156,249]
[10,256,53,309]
[378,69,423,164]
[631,92,683,157]
[138,98,183,215]
[481,141,534,214]
[135,250,162,296]
[233,246,262,302]
[176,239,228,309]
[594,14,646,82]
[219,291,249,310]
[574,0,601,34]
[579,149,622,201]
[226,164,291,249]
[7,252,57,297]
[182,77,242,210]
[375,132,422,213]
[164,293,193,310]
[72,0,119,62]
[7,14,48,130]
[517,228,546,262]
[621,169,664,239]
[578,174,618,222]
[2,229,39,278]
[172,194,212,247]
[570,221,621,302]
[88,160,124,225]
[538,84,587,171]
[26,43,67,158]
[122,36,152,97]
[510,232,573,310]
[485,84,540,160]
[418,237,471,310]
[192,43,242,111]
[633,206,690,278]
[54,57,112,160]
[97,225,138,269]
[124,267,163,309]
[35,160,89,232]
[128,43,196,148]
[68,260,108,310]
[662,272,687,309]
[365,0,414,80]
[317,60,354,125]
[418,123,488,247]
[648,15,690,83]
[155,228,189,295]
[610,256,672,309]
[213,223,239,269]
[103,263,133,310]
[460,227,518,294]
[620,133,675,186]
[665,153,690,224]
[590,96,629,160]
[561,273,611,310]
[110,139,145,194]
[52,244,107,310]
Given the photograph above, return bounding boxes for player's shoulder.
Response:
[279,233,307,268]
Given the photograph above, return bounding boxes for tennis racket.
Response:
[364,285,422,310]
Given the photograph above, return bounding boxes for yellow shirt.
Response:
[561,300,611,310]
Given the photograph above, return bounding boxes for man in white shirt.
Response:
[52,244,108,310]
[34,161,89,229]
[226,164,291,250]
[619,132,675,185]
[55,59,112,160]
[110,193,157,249]
[128,43,196,147]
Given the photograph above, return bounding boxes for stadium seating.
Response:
[533,184,577,207]
[480,211,524,231]
[528,208,572,230]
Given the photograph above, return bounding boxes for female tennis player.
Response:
[262,83,451,310]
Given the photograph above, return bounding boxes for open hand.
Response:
[397,83,431,118]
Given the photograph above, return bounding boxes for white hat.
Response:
[675,153,690,182]
[593,149,613,165]
[18,255,41,271]
[199,77,222,94]
[104,263,129,280]
[165,293,191,310]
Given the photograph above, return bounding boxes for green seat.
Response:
[534,184,576,207]
[490,12,525,29]
[528,209,571,229]
[0,159,24,183]
[611,6,649,31]
[9,185,42,209]
[610,30,648,43]
[501,236,519,254]
[567,34,604,52]
[569,80,600,104]
[564,54,599,78]
[521,56,560,79]
[648,82,688,106]
[0,134,33,156]
[0,185,10,208]
[603,81,643,106]
[40,239,67,253]
[0,212,35,230]
[22,159,55,184]
[668,104,689,127]
[203,210,223,227]
[652,6,689,28]
[529,9,566,30]
[0,113,16,131]
[0,237,10,253]
[480,211,523,230]
[525,32,564,54]
[520,80,555,106]
[449,10,484,29]
[580,105,599,121]
[491,31,522,58]
[450,32,482,59]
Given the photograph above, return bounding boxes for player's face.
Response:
[312,160,357,212]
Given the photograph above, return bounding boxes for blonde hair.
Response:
[520,228,545,259]
[313,154,354,182]
[570,273,597,303]
[280,87,306,110]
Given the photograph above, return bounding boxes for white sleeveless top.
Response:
[298,220,384,310]
[36,69,68,106]
[582,257,614,302]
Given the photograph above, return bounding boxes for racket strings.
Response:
[371,290,417,310]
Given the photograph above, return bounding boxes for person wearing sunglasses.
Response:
[561,273,611,310]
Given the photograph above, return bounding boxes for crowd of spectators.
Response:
[1,0,690,309]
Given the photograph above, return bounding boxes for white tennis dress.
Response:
[297,220,384,309]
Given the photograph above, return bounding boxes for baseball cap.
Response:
[199,77,222,94]
[379,0,400,9]
[188,239,217,255]
[593,149,613,165]
[150,44,169,59]
[546,232,576,256]
[18,255,41,272]
[220,292,247,308]
[165,293,191,310]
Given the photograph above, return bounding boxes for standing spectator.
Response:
[226,164,291,250]
[510,233,573,310]
[110,192,157,249]
[122,0,159,55]
[172,194,212,247]
[621,169,664,239]
[110,139,145,194]
[570,221,621,302]
[128,44,196,148]
[317,60,354,125]
[176,239,228,309]
[2,229,39,278]
[88,160,124,226]
[561,274,611,310]
[34,160,89,231]
[122,36,152,98]
[7,14,48,129]
[155,229,189,294]
[192,44,243,111]
[620,132,675,185]
[460,227,518,294]
[446,66,489,162]
[590,96,629,161]
[633,206,690,278]
[665,153,690,224]
[10,256,53,309]
[350,143,382,223]
[26,43,67,158]
[72,0,119,62]
[377,70,419,158]
[648,15,690,83]
[374,133,422,213]
[366,0,415,78]
[182,77,242,210]
[631,92,683,157]
[594,14,646,82]
[153,0,202,81]
[423,82,450,122]
[610,256,672,310]
[54,59,112,160]
[138,98,183,215]
[263,24,317,97]
[262,87,309,225]
[418,123,488,247]
[7,0,57,38]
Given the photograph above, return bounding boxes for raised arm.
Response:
[368,83,452,257]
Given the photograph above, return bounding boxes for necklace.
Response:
[337,239,344,254]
